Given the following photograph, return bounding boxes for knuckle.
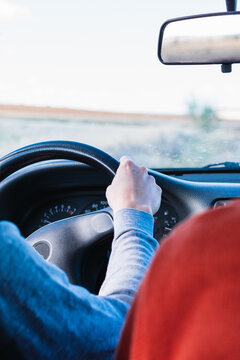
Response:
[123,159,133,168]
[120,155,129,162]
[139,166,147,173]
[120,156,140,171]
[149,175,155,182]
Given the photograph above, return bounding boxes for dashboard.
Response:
[2,159,240,242]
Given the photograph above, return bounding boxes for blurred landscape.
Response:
[1,104,240,168]
[163,35,240,63]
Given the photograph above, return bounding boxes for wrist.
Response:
[132,204,152,215]
[113,203,152,215]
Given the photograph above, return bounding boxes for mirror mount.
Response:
[221,63,232,73]
[221,0,237,73]
[223,0,237,72]
[225,0,237,12]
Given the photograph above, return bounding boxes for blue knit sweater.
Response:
[0,209,158,359]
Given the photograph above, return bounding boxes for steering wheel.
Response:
[0,141,119,287]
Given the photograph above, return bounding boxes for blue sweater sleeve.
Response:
[0,209,158,360]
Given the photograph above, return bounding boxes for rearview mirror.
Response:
[158,12,240,65]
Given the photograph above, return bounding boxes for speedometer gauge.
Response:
[39,203,79,228]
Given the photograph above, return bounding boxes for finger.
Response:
[149,175,156,183]
[120,155,132,162]
[119,156,135,170]
[119,156,133,166]
[139,166,148,174]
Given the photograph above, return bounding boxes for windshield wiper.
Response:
[203,161,240,169]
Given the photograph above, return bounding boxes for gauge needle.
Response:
[43,220,51,224]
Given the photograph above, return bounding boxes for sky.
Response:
[0,0,239,114]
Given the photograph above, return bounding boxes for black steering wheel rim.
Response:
[0,140,119,182]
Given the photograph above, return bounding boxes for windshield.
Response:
[0,0,240,168]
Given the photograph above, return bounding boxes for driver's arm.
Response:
[0,157,161,360]
[99,156,161,302]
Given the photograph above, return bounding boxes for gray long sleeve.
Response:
[100,208,158,302]
[0,209,158,359]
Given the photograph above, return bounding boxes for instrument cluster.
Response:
[22,194,179,241]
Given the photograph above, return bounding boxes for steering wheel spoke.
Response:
[26,209,113,284]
